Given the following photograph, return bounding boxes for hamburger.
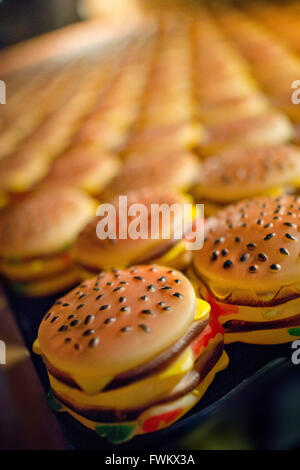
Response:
[200,110,293,157]
[192,145,300,216]
[0,186,96,296]
[33,265,228,443]
[189,195,300,344]
[100,150,200,200]
[41,144,121,195]
[71,187,198,277]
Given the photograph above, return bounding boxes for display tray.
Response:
[3,282,293,450]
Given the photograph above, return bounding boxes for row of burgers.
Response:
[1,6,300,442]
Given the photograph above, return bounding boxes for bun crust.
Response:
[38,266,197,378]
[194,145,300,202]
[0,186,96,258]
[101,150,200,200]
[72,188,192,271]
[193,195,300,297]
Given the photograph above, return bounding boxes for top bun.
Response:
[37,265,197,378]
[71,188,192,270]
[202,111,293,155]
[194,145,300,202]
[101,150,200,200]
[0,186,96,259]
[193,195,300,302]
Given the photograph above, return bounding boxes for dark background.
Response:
[0,0,81,49]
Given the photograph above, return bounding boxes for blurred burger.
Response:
[0,186,96,296]
[101,149,200,200]
[41,144,121,195]
[201,110,293,157]
[193,145,300,216]
[71,187,197,277]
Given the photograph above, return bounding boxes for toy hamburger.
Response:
[193,145,300,216]
[201,110,293,157]
[41,144,121,195]
[33,265,228,443]
[0,186,96,296]
[101,150,200,200]
[71,188,198,277]
[189,195,300,344]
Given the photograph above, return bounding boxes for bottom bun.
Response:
[47,351,228,443]
[10,267,81,297]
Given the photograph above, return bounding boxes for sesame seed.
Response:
[247,243,256,250]
[84,315,95,325]
[120,326,132,333]
[223,260,233,269]
[258,253,267,262]
[76,304,85,310]
[211,251,219,261]
[172,292,183,299]
[83,329,94,336]
[133,276,144,281]
[240,253,249,262]
[89,337,100,347]
[139,324,151,333]
[140,295,148,301]
[70,319,80,327]
[99,304,110,311]
[264,233,275,241]
[280,247,289,256]
[119,296,126,303]
[96,294,104,300]
[104,317,116,324]
[283,222,296,228]
[141,309,154,315]
[249,265,258,273]
[285,233,296,240]
[120,306,130,312]
[58,325,68,332]
[221,249,229,256]
[147,284,155,291]
[270,264,281,271]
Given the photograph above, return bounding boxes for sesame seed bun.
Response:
[193,145,300,204]
[198,93,269,125]
[0,186,96,259]
[191,195,300,304]
[0,147,50,192]
[101,150,200,200]
[41,145,121,194]
[201,111,293,156]
[37,266,197,380]
[123,121,205,156]
[71,188,193,272]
